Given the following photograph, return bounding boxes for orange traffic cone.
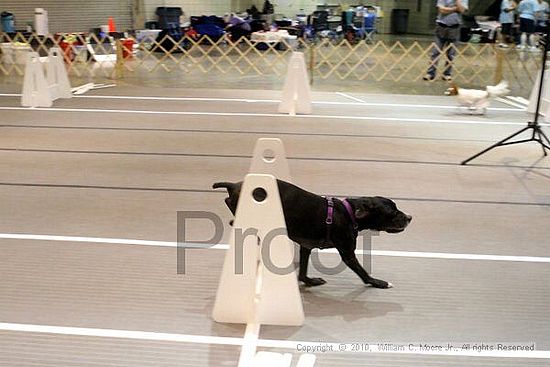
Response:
[108,17,116,32]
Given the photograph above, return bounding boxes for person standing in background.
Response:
[423,0,469,82]
[517,0,539,50]
[499,0,517,47]
[535,0,549,32]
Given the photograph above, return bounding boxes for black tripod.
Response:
[461,27,550,165]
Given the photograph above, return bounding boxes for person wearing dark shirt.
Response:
[423,0,469,81]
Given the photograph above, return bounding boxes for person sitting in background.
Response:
[499,0,517,47]
[517,0,539,51]
[225,13,252,43]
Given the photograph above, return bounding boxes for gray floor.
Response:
[0,87,549,366]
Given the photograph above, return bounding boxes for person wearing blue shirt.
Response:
[535,0,549,32]
[423,0,469,82]
[517,0,539,50]
[499,0,517,47]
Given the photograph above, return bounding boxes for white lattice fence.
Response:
[0,32,541,95]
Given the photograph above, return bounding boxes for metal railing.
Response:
[0,32,541,96]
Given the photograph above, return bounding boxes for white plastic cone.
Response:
[212,174,304,326]
[249,138,292,183]
[21,52,52,108]
[278,52,312,115]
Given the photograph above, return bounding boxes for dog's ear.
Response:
[354,198,375,219]
[355,208,369,219]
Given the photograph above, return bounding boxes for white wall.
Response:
[0,0,133,33]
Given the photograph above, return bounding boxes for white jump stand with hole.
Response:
[249,138,292,182]
[213,138,315,367]
[21,48,72,108]
[278,52,312,115]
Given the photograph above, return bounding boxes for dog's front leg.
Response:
[298,247,326,287]
[337,248,393,289]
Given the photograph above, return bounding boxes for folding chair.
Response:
[364,11,377,43]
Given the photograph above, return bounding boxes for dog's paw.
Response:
[300,277,327,287]
[367,278,392,289]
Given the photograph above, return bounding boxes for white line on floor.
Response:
[0,322,244,346]
[2,233,549,263]
[0,93,525,111]
[0,93,280,104]
[0,322,548,359]
[0,106,535,126]
[0,233,175,247]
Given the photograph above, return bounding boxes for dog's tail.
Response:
[212,182,236,192]
[487,80,510,98]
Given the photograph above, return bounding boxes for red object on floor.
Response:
[122,38,134,59]
[108,17,116,32]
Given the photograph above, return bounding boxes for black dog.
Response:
[213,180,411,289]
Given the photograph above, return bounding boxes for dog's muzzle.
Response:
[385,214,412,233]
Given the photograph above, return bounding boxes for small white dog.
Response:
[445,80,510,114]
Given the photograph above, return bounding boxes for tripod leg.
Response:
[535,129,549,156]
[461,126,530,165]
[539,128,550,148]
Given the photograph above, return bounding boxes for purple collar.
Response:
[325,197,334,224]
[342,199,358,230]
[325,197,358,230]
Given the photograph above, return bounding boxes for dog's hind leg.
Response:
[337,248,393,289]
[298,247,326,287]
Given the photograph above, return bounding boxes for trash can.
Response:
[1,12,15,33]
[121,38,134,59]
[35,8,49,35]
[155,7,183,30]
[391,9,409,34]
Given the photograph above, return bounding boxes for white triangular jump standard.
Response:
[213,138,310,366]
[21,47,72,108]
[46,48,72,100]
[278,52,312,115]
[21,52,52,108]
[249,138,292,183]
[212,173,304,326]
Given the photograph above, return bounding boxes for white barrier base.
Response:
[251,352,316,367]
[21,48,72,108]
[72,83,116,95]
[278,52,312,115]
[252,352,292,367]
